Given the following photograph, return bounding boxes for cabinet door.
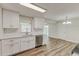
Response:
[0,40,2,56]
[28,40,35,49]
[3,9,19,28]
[0,8,3,39]
[0,8,2,28]
[12,39,20,54]
[28,36,35,49]
[20,36,35,51]
[2,39,14,56]
[20,38,29,51]
[33,18,45,29]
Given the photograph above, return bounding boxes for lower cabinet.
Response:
[0,40,2,56]
[2,38,20,56]
[20,37,29,51]
[20,36,35,51]
[28,36,35,49]
[12,39,20,54]
[1,36,35,56]
[2,39,14,56]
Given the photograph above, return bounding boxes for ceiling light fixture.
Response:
[62,16,72,24]
[19,3,46,13]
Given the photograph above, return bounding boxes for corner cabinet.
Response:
[3,9,19,28]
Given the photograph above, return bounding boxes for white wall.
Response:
[46,19,57,38]
[57,17,79,43]
[48,23,57,38]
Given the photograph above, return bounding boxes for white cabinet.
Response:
[2,39,20,56]
[0,8,3,39]
[33,17,45,29]
[3,9,19,28]
[2,36,35,56]
[2,39,14,56]
[0,8,2,28]
[28,36,35,49]
[20,37,29,51]
[0,40,2,56]
[20,36,35,51]
[12,38,20,54]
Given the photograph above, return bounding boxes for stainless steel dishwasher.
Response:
[35,35,43,48]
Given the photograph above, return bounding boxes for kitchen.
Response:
[0,3,49,56]
[0,3,79,56]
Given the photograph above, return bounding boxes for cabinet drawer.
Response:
[2,39,14,45]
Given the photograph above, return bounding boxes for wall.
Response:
[48,23,57,38]
[56,17,79,43]
[46,19,57,38]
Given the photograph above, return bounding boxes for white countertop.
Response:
[0,34,35,40]
[0,31,43,40]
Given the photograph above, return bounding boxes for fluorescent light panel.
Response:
[19,3,46,13]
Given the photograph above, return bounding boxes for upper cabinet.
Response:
[0,8,3,39]
[0,8,2,28]
[33,17,45,29]
[3,9,19,28]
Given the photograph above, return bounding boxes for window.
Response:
[20,23,31,32]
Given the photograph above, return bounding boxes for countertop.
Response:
[0,34,35,40]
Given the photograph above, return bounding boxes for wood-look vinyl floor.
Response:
[16,38,77,56]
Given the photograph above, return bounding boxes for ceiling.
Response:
[35,3,79,21]
[0,3,79,21]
